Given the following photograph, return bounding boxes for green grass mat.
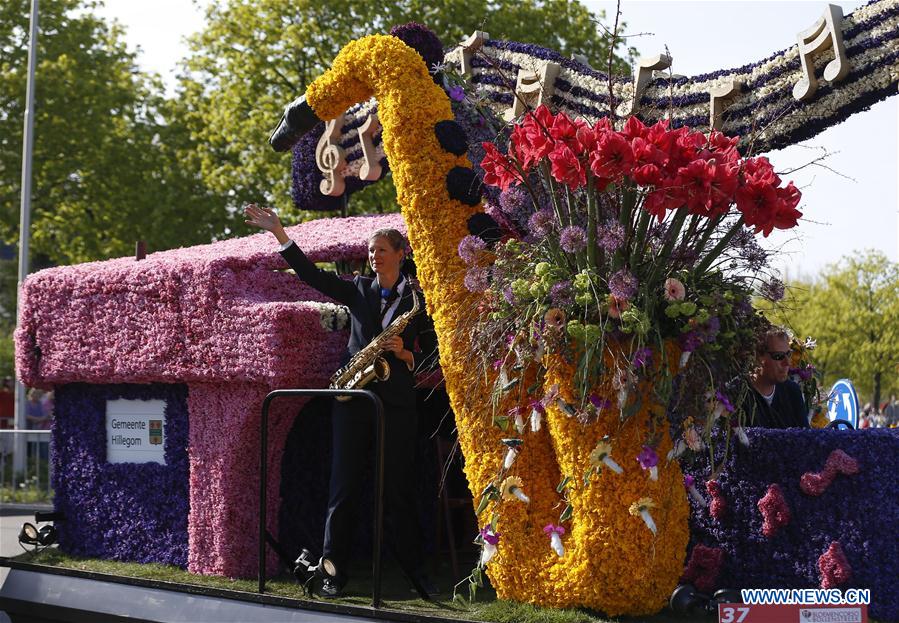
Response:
[6,548,698,623]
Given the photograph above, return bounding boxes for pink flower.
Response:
[685,427,704,451]
[663,277,686,301]
[607,295,630,319]
[706,479,727,521]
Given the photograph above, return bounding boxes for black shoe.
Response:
[409,572,439,597]
[320,577,344,599]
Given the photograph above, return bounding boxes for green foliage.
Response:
[0,0,235,266]
[762,250,899,407]
[176,0,634,220]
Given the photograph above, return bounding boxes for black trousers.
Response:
[322,396,423,578]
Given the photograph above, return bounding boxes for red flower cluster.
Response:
[478,105,802,237]
[818,541,853,589]
[800,448,860,496]
[706,479,728,521]
[681,544,725,593]
[758,483,791,538]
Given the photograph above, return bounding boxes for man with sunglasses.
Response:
[745,326,809,428]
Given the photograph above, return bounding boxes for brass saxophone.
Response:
[330,288,421,400]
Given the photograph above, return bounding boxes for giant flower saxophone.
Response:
[285,30,800,616]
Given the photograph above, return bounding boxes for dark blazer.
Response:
[745,380,809,429]
[280,241,437,408]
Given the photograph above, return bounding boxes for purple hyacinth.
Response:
[464,267,490,292]
[608,269,638,300]
[597,221,625,252]
[448,85,465,102]
[528,209,556,238]
[388,23,444,81]
[560,225,588,253]
[458,235,486,264]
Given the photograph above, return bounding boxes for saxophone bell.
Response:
[333,356,391,401]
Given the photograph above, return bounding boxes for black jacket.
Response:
[280,241,437,408]
[745,380,809,429]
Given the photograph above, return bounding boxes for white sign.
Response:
[106,399,166,464]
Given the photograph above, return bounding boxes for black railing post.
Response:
[257,388,385,608]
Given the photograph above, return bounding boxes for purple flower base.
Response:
[51,383,189,567]
[684,428,899,621]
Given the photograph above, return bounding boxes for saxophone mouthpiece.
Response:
[269,94,320,152]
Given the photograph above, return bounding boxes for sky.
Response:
[94,0,898,280]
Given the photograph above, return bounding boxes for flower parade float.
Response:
[10,4,899,621]
[271,11,899,618]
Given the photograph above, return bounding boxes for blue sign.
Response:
[827,379,859,429]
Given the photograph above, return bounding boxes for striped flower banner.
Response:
[292,0,897,210]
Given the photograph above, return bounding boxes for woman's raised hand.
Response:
[244,203,282,232]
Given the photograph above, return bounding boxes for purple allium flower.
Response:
[741,239,769,272]
[608,269,638,300]
[464,266,490,292]
[549,280,573,306]
[498,186,532,228]
[560,225,588,253]
[458,235,486,264]
[597,221,625,252]
[502,285,515,305]
[637,445,659,469]
[632,346,653,368]
[528,209,556,238]
[448,85,465,102]
[760,277,785,302]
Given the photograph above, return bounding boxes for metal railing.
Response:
[257,388,387,607]
[0,430,53,505]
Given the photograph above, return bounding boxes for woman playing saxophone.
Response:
[245,204,438,597]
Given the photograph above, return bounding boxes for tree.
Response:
[0,0,235,266]
[175,0,635,222]
[764,250,899,409]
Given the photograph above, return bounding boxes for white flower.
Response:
[529,407,542,432]
[479,541,497,567]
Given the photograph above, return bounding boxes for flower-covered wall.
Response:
[52,383,189,566]
[17,213,407,577]
[683,428,899,621]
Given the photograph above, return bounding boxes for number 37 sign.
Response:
[719,603,867,623]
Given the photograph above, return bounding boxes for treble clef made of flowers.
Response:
[268,34,688,616]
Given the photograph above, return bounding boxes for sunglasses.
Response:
[767,350,791,361]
